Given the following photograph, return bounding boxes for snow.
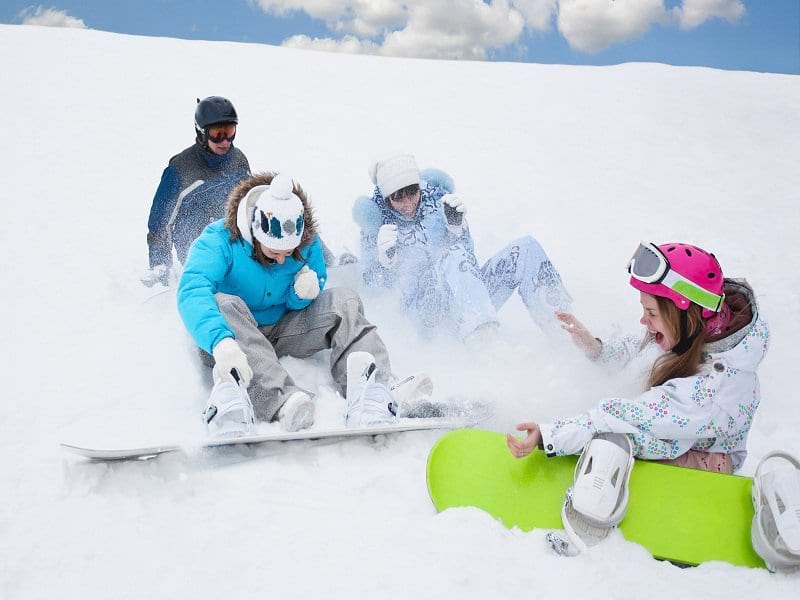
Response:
[2,23,800,598]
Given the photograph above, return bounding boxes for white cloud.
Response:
[671,0,745,30]
[379,1,525,60]
[512,0,558,32]
[283,34,379,54]
[253,0,407,38]
[273,0,527,60]
[333,0,408,38]
[252,0,346,22]
[255,0,747,59]
[19,6,87,29]
[556,0,667,54]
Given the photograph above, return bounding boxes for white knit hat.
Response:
[248,174,305,251]
[369,154,420,199]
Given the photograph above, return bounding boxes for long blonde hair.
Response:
[647,297,707,388]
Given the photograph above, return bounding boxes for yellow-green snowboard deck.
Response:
[427,429,764,568]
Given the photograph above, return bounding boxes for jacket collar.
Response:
[193,142,234,168]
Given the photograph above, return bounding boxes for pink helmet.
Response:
[629,242,724,318]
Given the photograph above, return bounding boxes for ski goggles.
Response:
[206,123,236,143]
[627,242,724,312]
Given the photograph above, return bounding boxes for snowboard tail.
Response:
[426,429,765,569]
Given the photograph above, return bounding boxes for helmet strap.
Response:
[195,126,207,149]
[672,309,697,356]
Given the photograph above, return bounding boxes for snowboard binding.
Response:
[548,433,634,556]
[751,450,800,573]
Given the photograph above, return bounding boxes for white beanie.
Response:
[248,174,305,251]
[368,154,420,199]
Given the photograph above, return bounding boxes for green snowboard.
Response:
[426,429,765,568]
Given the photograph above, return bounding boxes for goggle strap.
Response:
[665,272,724,312]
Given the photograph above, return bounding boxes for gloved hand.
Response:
[212,338,253,387]
[442,194,467,234]
[377,224,399,268]
[293,265,320,300]
[140,264,173,288]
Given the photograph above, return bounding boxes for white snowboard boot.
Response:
[751,451,800,573]
[277,391,315,433]
[345,352,397,427]
[547,433,634,556]
[204,379,256,439]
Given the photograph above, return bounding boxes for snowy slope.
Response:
[1,24,799,599]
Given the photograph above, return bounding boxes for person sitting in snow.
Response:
[178,172,432,437]
[353,154,573,343]
[507,241,768,475]
[143,96,251,287]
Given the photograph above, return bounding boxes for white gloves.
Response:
[293,265,320,300]
[140,264,173,288]
[442,194,467,235]
[212,338,253,386]
[377,224,399,268]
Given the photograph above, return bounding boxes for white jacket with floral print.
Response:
[539,281,768,471]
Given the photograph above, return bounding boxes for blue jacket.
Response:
[177,220,327,354]
[147,144,250,267]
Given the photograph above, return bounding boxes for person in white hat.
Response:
[178,172,432,438]
[353,154,573,342]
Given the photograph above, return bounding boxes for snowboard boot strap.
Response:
[204,380,256,439]
[571,433,634,527]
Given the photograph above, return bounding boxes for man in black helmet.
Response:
[142,96,251,287]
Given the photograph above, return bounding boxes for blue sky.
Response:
[4,1,798,74]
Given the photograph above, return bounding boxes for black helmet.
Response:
[194,96,238,148]
[194,96,238,130]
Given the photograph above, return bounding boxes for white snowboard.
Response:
[61,418,472,461]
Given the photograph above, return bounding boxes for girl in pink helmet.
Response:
[507,242,769,474]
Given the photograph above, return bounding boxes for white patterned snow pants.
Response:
[403,235,572,339]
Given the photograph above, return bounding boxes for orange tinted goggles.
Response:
[207,123,236,143]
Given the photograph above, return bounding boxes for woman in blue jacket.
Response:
[178,172,412,437]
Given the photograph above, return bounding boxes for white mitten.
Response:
[377,224,399,268]
[212,338,253,386]
[293,265,320,300]
[442,194,467,234]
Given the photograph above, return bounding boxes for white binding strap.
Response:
[572,433,634,527]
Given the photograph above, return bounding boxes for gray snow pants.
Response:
[204,287,391,422]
